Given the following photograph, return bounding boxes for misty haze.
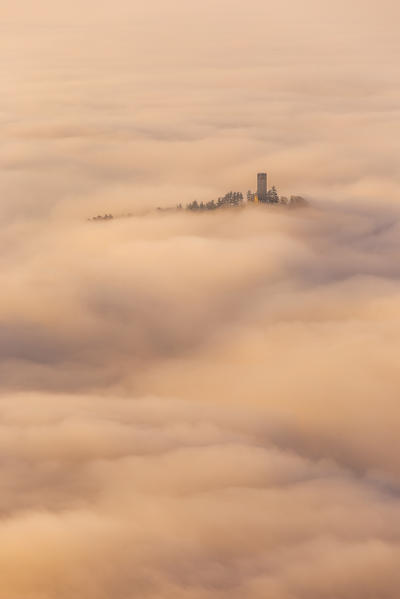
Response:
[2,1,400,598]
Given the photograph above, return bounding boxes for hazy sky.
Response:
[2,0,400,220]
[2,2,400,598]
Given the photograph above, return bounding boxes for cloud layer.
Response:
[2,1,400,597]
[2,203,400,597]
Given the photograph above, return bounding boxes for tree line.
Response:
[182,191,244,211]
[181,187,307,211]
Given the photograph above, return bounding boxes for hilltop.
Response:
[88,173,308,221]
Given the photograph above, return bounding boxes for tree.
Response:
[267,186,279,204]
[187,200,199,211]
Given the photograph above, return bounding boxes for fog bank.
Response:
[2,0,400,596]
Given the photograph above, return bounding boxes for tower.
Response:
[257,172,267,202]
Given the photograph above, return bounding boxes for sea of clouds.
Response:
[2,1,400,597]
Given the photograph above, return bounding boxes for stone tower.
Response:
[257,172,267,202]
